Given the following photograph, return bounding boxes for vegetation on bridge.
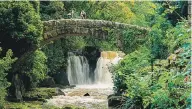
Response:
[0,1,191,109]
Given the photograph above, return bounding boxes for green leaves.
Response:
[0,1,43,45]
[17,50,47,89]
[40,1,64,21]
[0,48,17,107]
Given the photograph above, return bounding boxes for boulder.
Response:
[84,93,90,96]
[56,88,65,96]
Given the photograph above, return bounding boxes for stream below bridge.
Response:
[45,84,113,109]
[45,51,124,109]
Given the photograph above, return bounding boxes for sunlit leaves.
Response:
[0,48,17,107]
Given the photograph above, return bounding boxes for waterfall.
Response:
[67,51,123,85]
[67,55,91,85]
[94,57,113,84]
[94,51,122,84]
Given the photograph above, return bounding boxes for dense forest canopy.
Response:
[0,1,191,109]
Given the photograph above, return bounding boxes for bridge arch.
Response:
[13,19,150,71]
[42,19,150,45]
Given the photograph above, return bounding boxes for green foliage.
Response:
[88,1,156,26]
[113,42,191,108]
[150,72,190,109]
[42,37,87,75]
[18,50,47,89]
[86,30,118,51]
[0,1,43,45]
[113,12,191,107]
[64,36,87,50]
[0,48,17,107]
[122,29,149,53]
[150,12,172,59]
[30,1,40,13]
[164,20,191,53]
[113,47,150,93]
[5,101,85,109]
[5,101,43,109]
[40,1,65,21]
[23,88,56,101]
[43,39,66,75]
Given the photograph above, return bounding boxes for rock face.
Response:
[82,46,101,81]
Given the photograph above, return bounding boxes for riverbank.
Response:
[4,84,113,109]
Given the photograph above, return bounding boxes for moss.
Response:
[61,105,85,109]
[4,101,85,109]
[4,101,43,109]
[23,88,57,101]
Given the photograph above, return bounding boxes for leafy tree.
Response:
[40,1,65,21]
[16,50,47,90]
[157,1,189,26]
[164,20,191,53]
[113,47,150,94]
[0,48,17,107]
[42,39,66,75]
[0,1,42,57]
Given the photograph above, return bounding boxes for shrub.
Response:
[0,48,17,107]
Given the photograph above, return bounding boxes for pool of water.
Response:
[45,84,114,109]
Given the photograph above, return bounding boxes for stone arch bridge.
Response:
[42,19,150,45]
[14,19,150,71]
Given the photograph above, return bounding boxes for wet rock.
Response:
[82,46,101,80]
[84,93,90,96]
[108,94,127,108]
[23,88,57,101]
[56,88,65,96]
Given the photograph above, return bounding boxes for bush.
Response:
[17,50,47,90]
[0,48,17,107]
[113,43,191,108]
[0,1,43,45]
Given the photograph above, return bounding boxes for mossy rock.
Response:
[4,101,43,109]
[23,88,57,101]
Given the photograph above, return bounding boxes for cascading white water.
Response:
[67,51,123,85]
[94,57,113,84]
[94,51,122,84]
[67,55,91,85]
[47,51,124,108]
